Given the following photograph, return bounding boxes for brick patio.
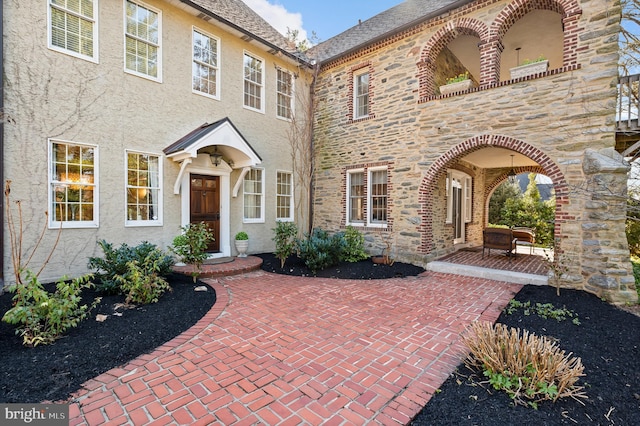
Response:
[68,264,521,425]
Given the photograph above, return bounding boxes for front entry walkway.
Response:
[69,271,521,425]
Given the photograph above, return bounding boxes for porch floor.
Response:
[427,246,550,286]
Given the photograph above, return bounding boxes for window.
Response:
[276,171,293,221]
[192,28,219,98]
[243,52,264,112]
[48,0,98,61]
[347,167,388,227]
[125,0,161,81]
[354,69,369,119]
[49,140,98,228]
[276,69,293,119]
[126,151,162,225]
[243,168,264,222]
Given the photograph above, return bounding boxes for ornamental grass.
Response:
[462,321,587,407]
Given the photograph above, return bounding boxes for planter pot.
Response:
[439,79,473,95]
[372,255,392,265]
[509,60,549,80]
[235,239,249,257]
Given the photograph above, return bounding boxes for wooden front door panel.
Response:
[190,175,220,252]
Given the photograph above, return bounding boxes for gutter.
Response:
[316,0,473,66]
[178,0,312,68]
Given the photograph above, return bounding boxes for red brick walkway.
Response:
[68,271,521,425]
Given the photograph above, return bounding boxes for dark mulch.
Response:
[255,252,426,279]
[411,285,640,425]
[0,273,216,403]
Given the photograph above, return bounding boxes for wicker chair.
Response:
[512,227,535,255]
[482,228,517,262]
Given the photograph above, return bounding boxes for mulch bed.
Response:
[411,285,640,425]
[0,273,216,403]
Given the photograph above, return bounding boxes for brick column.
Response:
[479,39,503,86]
[562,13,580,67]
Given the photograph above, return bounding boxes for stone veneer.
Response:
[311,0,637,303]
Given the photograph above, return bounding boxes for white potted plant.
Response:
[234,231,249,257]
[439,71,473,95]
[509,55,549,80]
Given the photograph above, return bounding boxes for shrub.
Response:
[340,226,369,262]
[88,240,174,294]
[2,271,100,346]
[114,250,172,304]
[235,231,249,240]
[272,221,298,268]
[463,322,587,408]
[297,228,345,273]
[171,222,214,267]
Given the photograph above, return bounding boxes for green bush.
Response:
[114,250,172,304]
[2,271,100,346]
[88,240,174,294]
[297,228,345,273]
[171,222,214,266]
[340,226,368,262]
[272,221,298,268]
[235,231,249,240]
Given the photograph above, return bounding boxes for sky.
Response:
[242,0,404,43]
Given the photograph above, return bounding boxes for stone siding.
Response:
[312,0,636,303]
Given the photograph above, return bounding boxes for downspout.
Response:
[307,62,319,234]
[1,0,5,290]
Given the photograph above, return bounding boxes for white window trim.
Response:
[123,0,162,82]
[446,170,472,224]
[48,0,99,63]
[242,51,265,114]
[366,166,388,228]
[276,170,294,222]
[124,150,163,227]
[243,167,265,223]
[346,168,365,227]
[192,26,221,100]
[48,138,99,229]
[353,68,370,120]
[276,68,294,121]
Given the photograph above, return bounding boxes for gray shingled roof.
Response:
[309,0,471,64]
[179,0,305,61]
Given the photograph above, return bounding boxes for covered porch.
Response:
[427,246,550,285]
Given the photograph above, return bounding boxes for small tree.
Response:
[171,222,214,281]
[272,221,298,268]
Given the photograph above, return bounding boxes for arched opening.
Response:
[500,10,564,81]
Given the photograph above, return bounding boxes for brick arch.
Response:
[417,134,570,254]
[489,0,582,73]
[417,18,489,98]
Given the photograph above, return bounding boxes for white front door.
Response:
[447,170,472,245]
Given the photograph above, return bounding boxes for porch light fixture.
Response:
[508,154,517,184]
[210,147,223,167]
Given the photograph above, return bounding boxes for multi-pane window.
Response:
[276,69,293,119]
[354,70,369,119]
[276,171,293,221]
[243,168,264,222]
[50,140,98,227]
[347,167,388,227]
[125,0,161,80]
[192,28,219,98]
[243,53,264,112]
[49,0,98,61]
[126,151,161,225]
[370,169,387,224]
[348,171,365,223]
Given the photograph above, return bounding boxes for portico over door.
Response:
[190,174,220,252]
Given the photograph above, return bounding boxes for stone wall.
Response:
[311,0,637,303]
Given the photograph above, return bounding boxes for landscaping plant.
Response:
[340,226,369,262]
[297,228,345,273]
[113,249,172,304]
[462,321,587,408]
[88,240,174,294]
[2,272,100,346]
[171,222,214,281]
[272,221,298,268]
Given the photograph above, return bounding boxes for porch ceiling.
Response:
[462,147,538,169]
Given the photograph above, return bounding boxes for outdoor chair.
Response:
[512,227,535,255]
[482,228,517,262]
